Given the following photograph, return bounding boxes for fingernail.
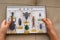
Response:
[42,18,45,20]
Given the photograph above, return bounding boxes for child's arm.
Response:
[42,18,59,40]
[0,20,11,40]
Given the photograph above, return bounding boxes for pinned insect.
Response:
[39,13,41,17]
[18,18,22,26]
[17,18,23,29]
[9,12,16,30]
[23,12,30,30]
[40,24,42,29]
[25,25,29,30]
[38,13,42,21]
[23,12,30,20]
[32,16,35,27]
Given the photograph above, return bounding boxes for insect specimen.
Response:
[32,16,35,28]
[23,12,30,20]
[23,12,30,30]
[9,12,16,30]
[40,24,42,29]
[18,18,22,26]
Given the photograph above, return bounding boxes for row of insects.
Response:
[8,12,43,31]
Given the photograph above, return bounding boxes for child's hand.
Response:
[0,20,11,35]
[42,18,54,32]
[42,18,58,40]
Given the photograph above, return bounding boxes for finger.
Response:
[42,18,48,24]
[42,18,53,30]
[42,18,50,32]
[6,20,12,28]
[46,18,52,24]
[1,20,6,25]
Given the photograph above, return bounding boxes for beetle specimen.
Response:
[18,18,22,26]
[39,13,41,17]
[40,24,42,29]
[25,25,29,30]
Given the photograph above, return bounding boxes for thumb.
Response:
[42,18,48,24]
[6,20,12,28]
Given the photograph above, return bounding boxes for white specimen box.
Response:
[6,6,47,34]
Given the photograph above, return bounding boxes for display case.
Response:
[6,6,47,34]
